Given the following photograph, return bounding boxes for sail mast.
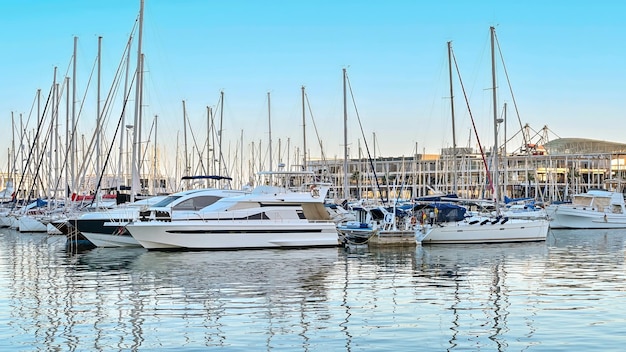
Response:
[342,68,349,200]
[490,26,499,206]
[301,85,307,170]
[153,114,158,194]
[182,100,188,176]
[118,34,132,192]
[267,91,273,172]
[64,76,70,201]
[206,106,210,177]
[447,41,458,194]
[130,0,144,202]
[218,91,224,177]
[71,36,77,194]
[96,36,102,179]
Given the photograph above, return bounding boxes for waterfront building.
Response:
[2,138,625,205]
[307,138,626,203]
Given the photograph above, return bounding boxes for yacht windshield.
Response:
[151,195,183,208]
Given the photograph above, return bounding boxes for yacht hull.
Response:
[81,231,141,248]
[417,218,550,244]
[549,206,626,229]
[127,220,340,250]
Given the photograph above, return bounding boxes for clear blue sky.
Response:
[1,0,624,171]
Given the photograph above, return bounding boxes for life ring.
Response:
[410,216,417,225]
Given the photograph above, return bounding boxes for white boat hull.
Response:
[47,223,63,235]
[417,218,550,244]
[127,220,340,250]
[81,232,141,248]
[549,206,626,229]
[18,216,48,232]
[0,215,12,228]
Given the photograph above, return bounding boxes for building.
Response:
[307,138,626,203]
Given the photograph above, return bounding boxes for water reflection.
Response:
[413,241,547,351]
[109,248,335,350]
[3,228,626,351]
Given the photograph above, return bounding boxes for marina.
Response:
[2,228,626,350]
[1,1,626,249]
[2,2,626,350]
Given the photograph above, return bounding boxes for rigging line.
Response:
[10,92,40,178]
[74,74,126,195]
[452,47,494,193]
[183,107,208,175]
[11,89,54,206]
[185,108,206,173]
[28,95,59,204]
[69,34,134,194]
[95,37,133,149]
[17,88,54,207]
[72,54,99,192]
[49,79,71,195]
[304,92,331,178]
[75,54,98,138]
[89,74,137,206]
[493,31,529,154]
[345,73,386,205]
[140,116,156,175]
[213,96,232,179]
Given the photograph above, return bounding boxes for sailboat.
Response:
[416,27,550,244]
[334,68,418,246]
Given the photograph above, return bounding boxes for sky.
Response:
[1,0,625,174]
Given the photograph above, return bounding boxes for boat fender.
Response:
[310,185,320,198]
[500,217,509,224]
[468,220,480,225]
[480,219,490,225]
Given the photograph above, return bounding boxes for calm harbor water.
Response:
[1,228,625,351]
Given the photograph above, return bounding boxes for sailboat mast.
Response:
[301,85,307,170]
[153,114,158,194]
[50,69,57,202]
[206,106,210,177]
[267,91,273,172]
[11,112,15,193]
[219,90,224,176]
[118,35,132,192]
[490,26,499,205]
[342,68,349,200]
[130,0,144,202]
[240,129,243,188]
[182,100,188,176]
[96,36,102,178]
[502,102,509,198]
[65,76,70,200]
[447,41,458,194]
[71,36,77,194]
[36,89,41,198]
[54,79,60,201]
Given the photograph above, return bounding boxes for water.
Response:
[1,228,625,351]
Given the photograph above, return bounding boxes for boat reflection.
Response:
[2,229,340,351]
[5,228,626,350]
[86,247,338,349]
[415,241,547,351]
